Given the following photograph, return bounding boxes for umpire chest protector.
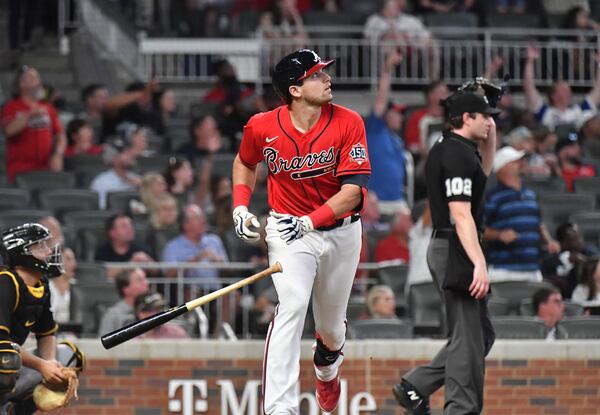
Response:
[0,269,53,346]
[425,131,487,231]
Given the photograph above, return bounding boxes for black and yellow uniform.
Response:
[0,268,58,347]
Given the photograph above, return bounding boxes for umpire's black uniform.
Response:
[402,107,496,413]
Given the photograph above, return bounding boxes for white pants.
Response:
[262,217,362,415]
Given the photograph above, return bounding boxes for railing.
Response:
[85,261,384,340]
[139,26,600,89]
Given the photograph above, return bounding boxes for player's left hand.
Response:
[271,213,314,244]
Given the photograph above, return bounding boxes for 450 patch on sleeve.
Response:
[349,143,367,165]
[445,177,472,197]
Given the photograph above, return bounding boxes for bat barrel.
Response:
[101,304,187,349]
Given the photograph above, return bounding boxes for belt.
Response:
[317,213,361,231]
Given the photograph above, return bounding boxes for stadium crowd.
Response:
[1,0,600,340]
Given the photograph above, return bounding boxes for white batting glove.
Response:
[271,212,314,245]
[233,206,261,243]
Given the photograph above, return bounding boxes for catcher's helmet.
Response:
[1,223,64,278]
[272,49,335,102]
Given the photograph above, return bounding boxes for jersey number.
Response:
[445,178,472,197]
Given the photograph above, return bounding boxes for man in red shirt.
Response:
[555,134,596,191]
[232,49,370,414]
[374,207,412,263]
[1,66,66,182]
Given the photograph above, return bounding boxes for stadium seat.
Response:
[520,298,584,317]
[492,317,547,339]
[15,171,77,192]
[75,262,107,284]
[377,263,409,312]
[573,177,600,204]
[345,1,379,24]
[63,210,116,231]
[560,317,600,339]
[106,190,141,214]
[485,12,541,30]
[568,212,600,246]
[65,154,107,188]
[347,299,367,322]
[425,13,479,39]
[348,319,413,339]
[0,209,54,229]
[303,11,362,38]
[204,153,237,179]
[538,193,596,236]
[77,281,120,337]
[522,177,566,195]
[407,282,442,335]
[38,189,100,218]
[487,297,511,317]
[0,188,31,211]
[490,281,555,315]
[135,155,172,175]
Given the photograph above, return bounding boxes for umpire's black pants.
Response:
[403,237,495,415]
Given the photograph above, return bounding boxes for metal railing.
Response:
[82,261,384,340]
[139,26,600,89]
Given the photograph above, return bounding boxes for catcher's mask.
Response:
[0,223,64,278]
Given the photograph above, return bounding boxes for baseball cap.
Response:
[493,146,526,173]
[446,91,501,118]
[575,110,599,131]
[272,49,334,98]
[554,132,579,154]
[387,101,407,113]
[135,292,166,313]
[505,126,533,147]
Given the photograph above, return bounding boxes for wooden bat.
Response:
[101,262,282,349]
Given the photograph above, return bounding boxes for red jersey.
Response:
[1,99,63,182]
[374,236,409,263]
[561,165,596,192]
[239,103,371,222]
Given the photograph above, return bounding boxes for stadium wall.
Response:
[58,339,600,414]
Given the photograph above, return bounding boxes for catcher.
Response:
[0,223,83,414]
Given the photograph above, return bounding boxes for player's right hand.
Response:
[233,206,261,243]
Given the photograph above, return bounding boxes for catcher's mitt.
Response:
[33,367,79,412]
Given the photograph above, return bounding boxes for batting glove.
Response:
[271,212,314,245]
[233,206,261,243]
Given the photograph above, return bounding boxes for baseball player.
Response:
[232,49,370,414]
[0,223,83,415]
[393,88,498,415]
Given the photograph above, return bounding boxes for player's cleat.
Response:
[392,380,431,415]
[315,374,341,412]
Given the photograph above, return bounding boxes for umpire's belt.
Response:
[317,213,361,231]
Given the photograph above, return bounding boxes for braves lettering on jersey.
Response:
[239,103,371,221]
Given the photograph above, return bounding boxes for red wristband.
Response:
[233,184,252,208]
[308,204,336,229]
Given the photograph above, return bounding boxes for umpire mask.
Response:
[1,223,65,278]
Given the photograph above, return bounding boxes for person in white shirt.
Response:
[405,201,433,294]
[571,259,600,304]
[49,247,77,323]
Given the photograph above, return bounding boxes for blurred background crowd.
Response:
[1,0,600,341]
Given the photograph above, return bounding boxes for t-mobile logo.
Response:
[408,390,420,401]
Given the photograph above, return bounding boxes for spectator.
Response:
[405,200,433,292]
[177,115,224,163]
[505,126,554,178]
[374,207,412,263]
[571,259,600,304]
[2,65,67,182]
[116,122,151,158]
[162,204,228,290]
[64,118,103,157]
[366,50,408,215]
[361,192,390,232]
[364,0,431,44]
[164,156,196,206]
[39,216,64,247]
[415,0,476,13]
[133,292,189,339]
[95,214,155,279]
[555,133,596,191]
[267,0,309,45]
[541,222,598,298]
[493,0,526,13]
[148,88,178,138]
[48,247,80,325]
[149,193,179,231]
[90,142,141,209]
[8,0,39,61]
[97,268,150,336]
[483,146,560,282]
[532,287,566,340]
[137,172,169,215]
[483,56,524,134]
[404,80,448,157]
[524,43,600,132]
[366,285,399,319]
[576,110,600,158]
[532,127,561,176]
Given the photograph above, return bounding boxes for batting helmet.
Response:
[272,49,335,103]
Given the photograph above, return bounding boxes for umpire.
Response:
[394,89,499,414]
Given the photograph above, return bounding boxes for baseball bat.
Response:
[101,262,282,349]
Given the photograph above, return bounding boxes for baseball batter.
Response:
[232,49,370,414]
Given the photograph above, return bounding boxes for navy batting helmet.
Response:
[272,49,335,102]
